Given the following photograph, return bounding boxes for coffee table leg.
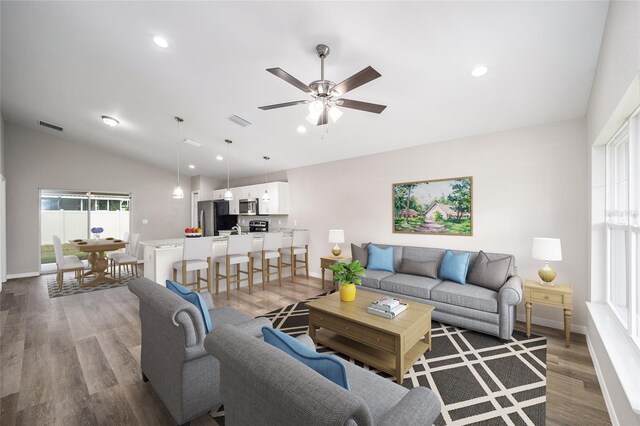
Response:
[395,336,404,383]
[308,321,317,341]
[425,329,432,351]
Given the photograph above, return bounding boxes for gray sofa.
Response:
[205,323,441,426]
[128,277,271,426]
[358,245,522,340]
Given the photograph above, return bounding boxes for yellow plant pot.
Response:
[340,283,357,302]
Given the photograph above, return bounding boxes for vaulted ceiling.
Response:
[1,1,608,179]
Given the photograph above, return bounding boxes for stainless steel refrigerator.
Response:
[197,200,236,236]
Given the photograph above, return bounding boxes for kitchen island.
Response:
[141,233,294,288]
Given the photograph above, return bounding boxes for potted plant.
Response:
[329,260,366,302]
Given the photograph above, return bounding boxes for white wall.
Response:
[4,123,191,275]
[585,1,640,424]
[232,119,588,330]
[0,114,6,288]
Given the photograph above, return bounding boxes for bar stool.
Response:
[172,236,213,292]
[215,234,254,300]
[250,232,284,289]
[113,233,141,280]
[280,230,310,283]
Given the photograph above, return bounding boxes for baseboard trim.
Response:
[516,313,586,335]
[586,332,620,426]
[7,271,40,279]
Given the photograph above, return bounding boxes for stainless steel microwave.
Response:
[239,198,258,215]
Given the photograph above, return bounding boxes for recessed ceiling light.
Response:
[216,155,223,161]
[188,164,195,169]
[152,35,169,49]
[471,65,488,77]
[297,125,307,133]
[101,115,119,127]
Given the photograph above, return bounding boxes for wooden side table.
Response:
[320,256,351,289]
[524,280,573,347]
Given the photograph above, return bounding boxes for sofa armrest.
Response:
[377,387,441,426]
[295,334,316,350]
[234,317,272,338]
[200,291,215,310]
[499,275,523,307]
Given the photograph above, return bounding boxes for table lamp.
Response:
[532,238,562,286]
[328,229,345,257]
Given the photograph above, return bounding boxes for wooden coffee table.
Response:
[307,289,434,383]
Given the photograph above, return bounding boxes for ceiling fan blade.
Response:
[266,68,314,94]
[316,107,328,126]
[331,66,381,96]
[336,99,387,114]
[258,100,310,110]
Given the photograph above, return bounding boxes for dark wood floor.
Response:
[0,271,611,425]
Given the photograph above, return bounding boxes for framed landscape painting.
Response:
[393,176,473,236]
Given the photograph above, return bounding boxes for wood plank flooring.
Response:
[0,271,611,425]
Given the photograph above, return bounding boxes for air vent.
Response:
[227,115,252,127]
[39,121,63,132]
[183,138,201,148]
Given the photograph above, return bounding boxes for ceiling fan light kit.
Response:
[259,44,386,126]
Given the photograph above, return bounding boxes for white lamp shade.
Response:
[532,238,562,261]
[328,229,345,244]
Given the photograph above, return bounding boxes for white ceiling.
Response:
[1,1,608,180]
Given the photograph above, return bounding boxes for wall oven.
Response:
[239,198,259,215]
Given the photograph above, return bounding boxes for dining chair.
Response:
[280,230,310,284]
[215,234,254,300]
[52,235,84,290]
[107,231,129,275]
[113,233,141,281]
[249,232,284,290]
[171,236,213,292]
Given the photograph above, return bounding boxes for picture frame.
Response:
[393,176,473,236]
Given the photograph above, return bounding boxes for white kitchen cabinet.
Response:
[259,182,289,215]
[229,188,241,214]
[240,184,261,200]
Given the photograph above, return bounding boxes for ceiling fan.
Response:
[258,44,386,126]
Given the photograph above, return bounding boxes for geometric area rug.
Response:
[259,294,547,426]
[46,271,136,299]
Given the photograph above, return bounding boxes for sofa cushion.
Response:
[342,360,408,423]
[439,250,471,284]
[165,280,213,333]
[361,270,395,289]
[380,274,442,299]
[430,280,498,313]
[351,243,369,268]
[262,327,350,390]
[467,251,512,291]
[367,245,395,272]
[398,259,438,279]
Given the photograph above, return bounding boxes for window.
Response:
[606,107,640,344]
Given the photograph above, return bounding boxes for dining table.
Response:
[69,238,128,287]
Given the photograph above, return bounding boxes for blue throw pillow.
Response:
[262,327,350,390]
[165,280,213,333]
[367,244,394,272]
[439,250,471,284]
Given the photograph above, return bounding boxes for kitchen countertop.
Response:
[140,229,306,249]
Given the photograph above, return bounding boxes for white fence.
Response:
[41,210,130,245]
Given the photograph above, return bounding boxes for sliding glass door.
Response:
[39,189,131,271]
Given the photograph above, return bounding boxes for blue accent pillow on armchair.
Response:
[166,280,213,333]
[367,244,395,272]
[262,327,350,390]
[439,250,471,284]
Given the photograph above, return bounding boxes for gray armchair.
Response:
[128,277,271,426]
[205,324,442,426]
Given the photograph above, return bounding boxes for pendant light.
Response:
[262,156,271,202]
[224,139,233,201]
[172,117,184,199]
